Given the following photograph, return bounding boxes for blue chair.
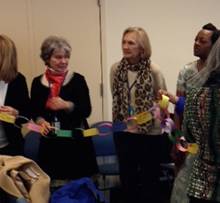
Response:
[91,122,120,191]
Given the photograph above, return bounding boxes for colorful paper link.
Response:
[1,94,178,144]
[0,112,16,124]
[26,122,43,133]
[167,129,182,143]
[83,110,156,137]
[136,111,152,124]
[158,95,169,109]
[126,117,138,132]
[56,129,72,138]
[96,122,113,136]
[83,128,99,137]
[112,122,127,132]
[176,136,199,154]
[187,143,199,154]
[161,118,175,134]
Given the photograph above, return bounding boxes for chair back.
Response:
[91,122,117,157]
[90,122,120,193]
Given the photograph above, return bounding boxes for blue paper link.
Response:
[112,122,127,132]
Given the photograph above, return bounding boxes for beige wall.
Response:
[0,0,103,124]
[102,0,220,119]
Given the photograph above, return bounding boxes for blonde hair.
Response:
[122,27,152,59]
[0,35,18,82]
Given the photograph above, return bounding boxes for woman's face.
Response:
[47,49,70,72]
[122,32,142,64]
[193,29,213,60]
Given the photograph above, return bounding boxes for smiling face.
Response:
[122,31,143,64]
[47,49,70,73]
[193,29,213,60]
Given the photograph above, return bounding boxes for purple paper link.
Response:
[161,118,175,134]
[165,118,175,128]
[97,121,113,136]
[112,121,127,132]
[161,123,172,134]
[152,106,161,120]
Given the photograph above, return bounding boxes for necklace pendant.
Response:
[128,106,134,116]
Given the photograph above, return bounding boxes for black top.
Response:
[2,73,30,155]
[204,70,220,87]
[30,72,98,179]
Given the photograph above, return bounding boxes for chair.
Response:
[91,122,120,191]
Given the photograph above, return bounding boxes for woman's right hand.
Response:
[158,89,179,104]
[36,118,52,136]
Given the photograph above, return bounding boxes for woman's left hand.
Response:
[47,97,73,111]
[158,89,178,104]
[0,106,19,117]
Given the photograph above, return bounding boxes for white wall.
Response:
[102,0,220,120]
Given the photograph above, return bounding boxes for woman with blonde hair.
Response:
[111,27,167,203]
[0,35,30,155]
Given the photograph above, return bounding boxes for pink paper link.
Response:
[26,122,43,133]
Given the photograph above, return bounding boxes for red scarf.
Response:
[45,68,67,109]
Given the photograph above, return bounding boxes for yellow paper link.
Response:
[83,128,99,137]
[136,111,152,125]
[187,143,199,154]
[21,123,31,137]
[0,112,16,124]
[158,95,169,109]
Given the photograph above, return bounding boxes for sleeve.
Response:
[17,75,30,118]
[7,73,30,119]
[150,62,167,96]
[30,77,48,120]
[110,62,119,95]
[176,66,187,94]
[70,74,92,119]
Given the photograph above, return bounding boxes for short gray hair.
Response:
[40,36,72,65]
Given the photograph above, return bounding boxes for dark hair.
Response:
[211,30,220,45]
[202,23,219,45]
[202,23,217,31]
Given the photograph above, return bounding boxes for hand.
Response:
[170,144,186,174]
[0,106,19,117]
[36,118,52,136]
[46,97,73,111]
[158,89,179,104]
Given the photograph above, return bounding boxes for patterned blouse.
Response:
[176,61,198,94]
[183,87,220,201]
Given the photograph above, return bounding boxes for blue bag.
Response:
[50,177,106,203]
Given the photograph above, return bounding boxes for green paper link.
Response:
[56,129,72,138]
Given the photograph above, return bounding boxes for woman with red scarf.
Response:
[30,36,98,180]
